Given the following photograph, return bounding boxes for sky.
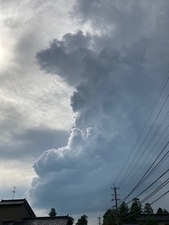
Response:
[0,0,169,224]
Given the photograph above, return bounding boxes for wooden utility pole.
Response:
[112,184,120,225]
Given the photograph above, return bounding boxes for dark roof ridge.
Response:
[1,199,26,202]
[141,214,169,216]
[22,216,70,220]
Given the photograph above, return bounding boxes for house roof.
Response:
[123,224,138,225]
[17,217,71,225]
[139,214,169,221]
[0,199,26,205]
[0,199,36,217]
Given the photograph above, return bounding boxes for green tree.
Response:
[119,202,129,223]
[163,208,169,214]
[130,198,142,221]
[156,207,163,214]
[49,208,57,217]
[144,203,153,215]
[146,215,157,225]
[76,215,88,225]
[103,209,116,225]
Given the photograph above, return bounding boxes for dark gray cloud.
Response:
[72,0,163,47]
[36,31,92,86]
[29,0,169,216]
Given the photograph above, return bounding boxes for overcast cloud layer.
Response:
[0,0,75,201]
[1,0,169,222]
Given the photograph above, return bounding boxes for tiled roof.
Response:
[19,217,70,225]
[140,214,169,221]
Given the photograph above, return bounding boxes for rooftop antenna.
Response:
[12,187,16,200]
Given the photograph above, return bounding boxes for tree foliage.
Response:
[102,199,167,225]
[103,209,116,225]
[146,215,158,225]
[144,203,153,215]
[156,207,163,214]
[119,202,129,217]
[156,207,169,214]
[49,208,57,217]
[118,202,129,223]
[130,198,142,221]
[163,208,169,214]
[76,215,88,225]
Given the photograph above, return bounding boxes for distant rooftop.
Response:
[18,217,71,225]
[140,214,169,221]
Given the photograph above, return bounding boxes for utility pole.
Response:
[111,184,120,225]
[98,216,101,225]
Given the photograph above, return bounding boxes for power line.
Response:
[141,178,169,204]
[120,128,169,200]
[120,141,169,203]
[150,190,169,205]
[115,73,169,210]
[115,72,169,186]
[120,110,169,198]
[123,150,169,203]
[119,94,169,189]
[140,150,169,183]
[131,128,169,188]
[119,95,169,197]
[126,169,169,204]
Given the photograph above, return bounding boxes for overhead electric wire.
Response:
[139,150,169,185]
[101,198,112,212]
[122,149,169,203]
[68,102,169,219]
[113,72,169,218]
[119,94,169,188]
[120,136,169,206]
[120,130,169,201]
[119,110,169,197]
[141,178,169,204]
[126,168,169,204]
[120,141,169,203]
[150,190,169,205]
[132,169,169,203]
[131,131,169,188]
[115,72,169,186]
[140,174,169,203]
